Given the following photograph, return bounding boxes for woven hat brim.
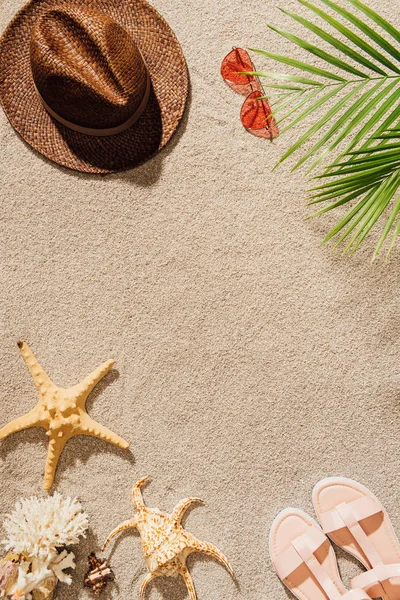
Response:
[0,0,189,173]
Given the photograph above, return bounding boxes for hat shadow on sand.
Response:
[119,84,192,188]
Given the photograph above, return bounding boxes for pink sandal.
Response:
[313,477,400,600]
[269,508,370,600]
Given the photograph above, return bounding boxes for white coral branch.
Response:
[9,561,52,600]
[50,550,75,584]
[2,493,88,561]
[1,493,88,600]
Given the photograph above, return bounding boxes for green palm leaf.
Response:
[316,0,400,66]
[310,128,400,258]
[346,0,400,45]
[248,0,400,257]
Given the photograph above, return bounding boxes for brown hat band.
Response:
[34,72,151,137]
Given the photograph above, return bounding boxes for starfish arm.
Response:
[139,573,155,600]
[102,517,137,550]
[43,433,68,490]
[0,408,41,441]
[18,341,54,392]
[132,476,150,509]
[189,538,236,581]
[181,565,197,600]
[172,498,204,524]
[79,414,129,449]
[74,360,115,405]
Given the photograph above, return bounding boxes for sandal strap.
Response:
[352,564,400,590]
[274,526,326,579]
[319,498,383,567]
[342,589,373,600]
[274,526,340,600]
[319,497,382,533]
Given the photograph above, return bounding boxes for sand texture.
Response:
[1,0,400,599]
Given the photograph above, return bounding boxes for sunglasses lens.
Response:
[240,90,279,139]
[221,48,255,94]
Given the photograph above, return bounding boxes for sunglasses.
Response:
[221,47,279,139]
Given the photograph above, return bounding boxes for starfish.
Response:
[103,476,236,600]
[0,341,129,490]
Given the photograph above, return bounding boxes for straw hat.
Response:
[0,0,188,173]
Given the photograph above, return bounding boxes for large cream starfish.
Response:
[103,477,236,600]
[0,341,129,490]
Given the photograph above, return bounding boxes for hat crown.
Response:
[30,5,148,130]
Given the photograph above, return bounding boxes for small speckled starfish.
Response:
[103,476,236,600]
[0,341,129,490]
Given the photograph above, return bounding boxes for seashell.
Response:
[103,477,236,600]
[31,573,57,600]
[84,553,114,596]
[0,554,19,598]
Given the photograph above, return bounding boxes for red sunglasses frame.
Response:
[221,47,279,139]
